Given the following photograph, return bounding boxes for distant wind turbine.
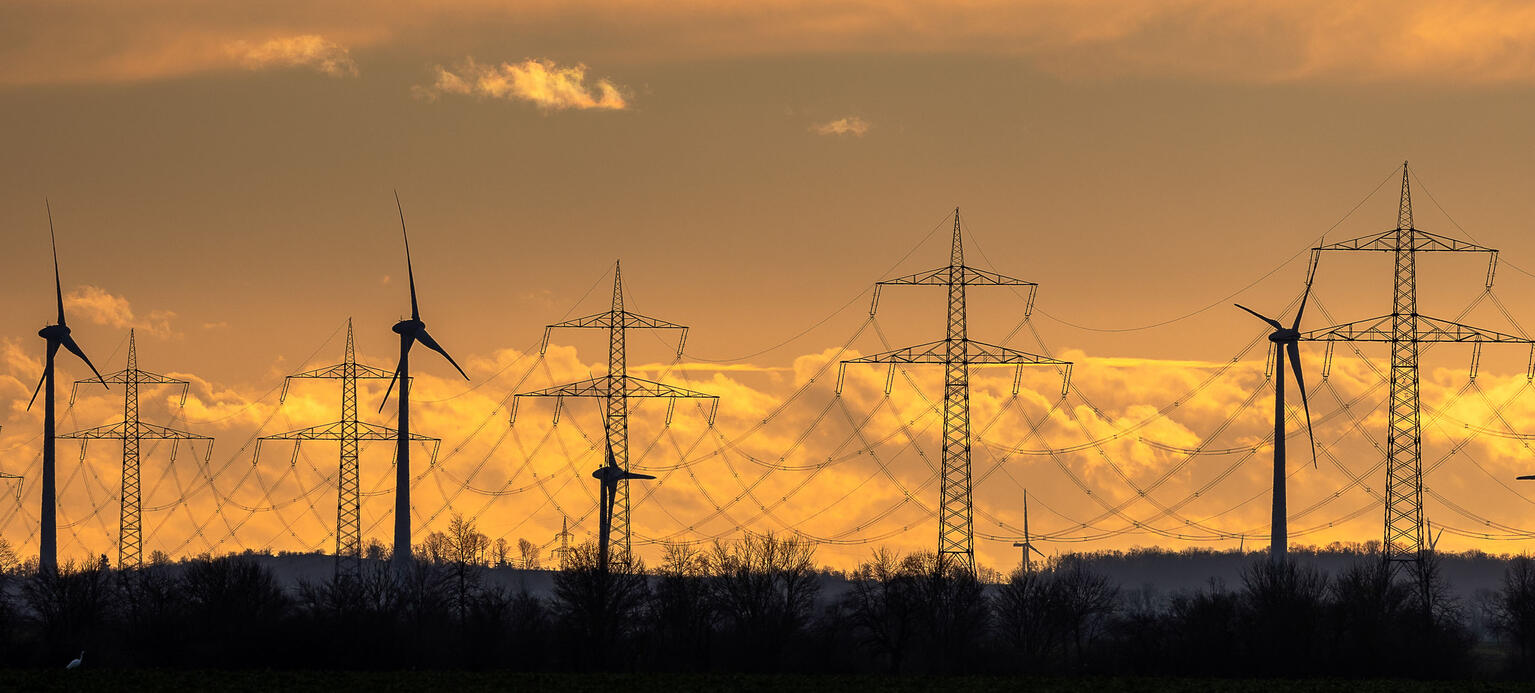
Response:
[379,191,468,572]
[1012,490,1044,574]
[1235,283,1317,563]
[30,201,107,574]
[594,435,654,573]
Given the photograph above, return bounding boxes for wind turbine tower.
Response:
[62,330,213,569]
[28,201,107,574]
[1304,163,1535,564]
[837,209,1072,574]
[256,320,440,579]
[378,193,469,572]
[1235,285,1318,562]
[513,261,719,560]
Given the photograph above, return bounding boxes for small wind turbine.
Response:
[30,201,107,574]
[379,191,468,572]
[593,435,654,573]
[1011,490,1044,574]
[1235,283,1317,563]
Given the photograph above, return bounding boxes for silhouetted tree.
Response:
[181,555,289,667]
[843,548,918,672]
[904,552,988,673]
[552,541,649,668]
[22,559,114,664]
[1492,556,1535,672]
[1239,557,1327,675]
[648,543,714,670]
[993,566,1064,670]
[706,532,818,671]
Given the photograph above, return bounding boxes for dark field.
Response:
[1,672,1531,693]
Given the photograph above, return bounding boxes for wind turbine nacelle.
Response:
[392,318,424,335]
[593,466,655,482]
[1269,328,1301,343]
[38,324,69,340]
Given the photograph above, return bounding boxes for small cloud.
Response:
[414,58,628,111]
[812,116,871,137]
[227,35,358,78]
[65,286,177,338]
[381,275,392,286]
[201,321,229,330]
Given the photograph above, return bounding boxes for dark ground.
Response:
[0,672,1531,692]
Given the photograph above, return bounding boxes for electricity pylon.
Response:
[550,515,573,568]
[1304,162,1535,565]
[513,261,719,559]
[256,320,440,579]
[837,209,1072,573]
[62,330,212,569]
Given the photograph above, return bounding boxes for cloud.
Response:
[412,58,628,110]
[11,1,1535,86]
[64,285,177,338]
[812,116,870,137]
[227,34,358,77]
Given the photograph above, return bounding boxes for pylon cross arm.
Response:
[876,265,1036,287]
[841,339,1068,366]
[286,363,395,381]
[61,421,212,440]
[1316,228,1496,254]
[517,375,715,400]
[546,310,617,330]
[619,311,688,331]
[75,369,189,387]
[1303,314,1534,344]
[260,420,432,442]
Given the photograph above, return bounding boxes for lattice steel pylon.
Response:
[255,320,440,579]
[836,209,1072,573]
[512,261,718,559]
[61,330,212,569]
[1304,162,1534,565]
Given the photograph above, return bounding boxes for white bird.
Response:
[66,650,83,670]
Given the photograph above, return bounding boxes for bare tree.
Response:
[706,532,819,670]
[843,548,917,672]
[518,538,541,570]
[552,541,649,667]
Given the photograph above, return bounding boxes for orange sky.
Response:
[6,0,1535,571]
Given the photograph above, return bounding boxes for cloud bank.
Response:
[65,286,177,338]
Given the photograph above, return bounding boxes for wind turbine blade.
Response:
[623,471,656,481]
[1520,475,1535,480]
[47,199,65,326]
[414,328,469,380]
[25,369,47,411]
[1286,342,1315,467]
[395,190,419,322]
[378,359,405,412]
[605,435,618,469]
[60,335,106,389]
[1234,304,1282,330]
[1291,280,1313,330]
[1028,544,1045,557]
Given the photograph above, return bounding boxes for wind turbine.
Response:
[593,435,654,573]
[1235,284,1317,563]
[30,201,107,574]
[1011,490,1044,574]
[379,191,468,572]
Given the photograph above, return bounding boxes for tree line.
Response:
[4,517,1535,678]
